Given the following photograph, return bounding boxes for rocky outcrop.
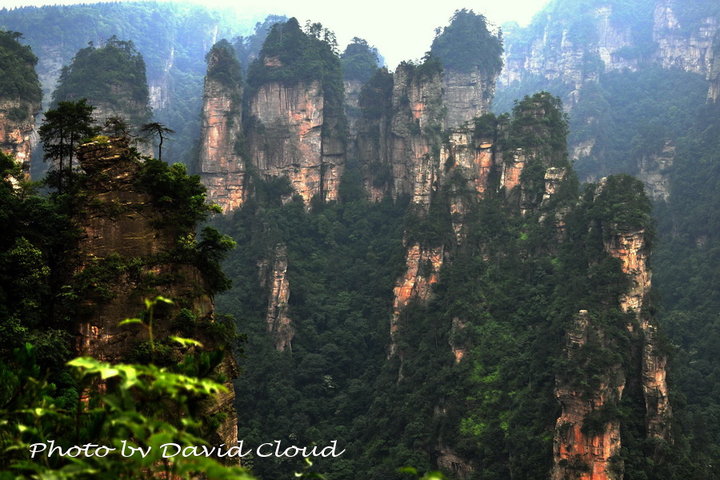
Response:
[259,244,294,352]
[637,142,674,202]
[501,5,636,103]
[75,138,207,360]
[247,79,343,205]
[652,1,718,76]
[73,137,238,450]
[553,181,672,480]
[442,68,495,128]
[552,310,625,480]
[0,99,40,174]
[440,130,495,242]
[603,227,671,441]
[198,69,246,212]
[388,63,444,209]
[502,1,719,104]
[389,242,444,357]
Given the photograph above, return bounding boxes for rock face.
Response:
[198,66,246,212]
[389,243,444,357]
[603,227,671,441]
[652,0,718,76]
[259,244,294,352]
[637,142,674,202]
[501,5,637,105]
[389,64,444,209]
[74,137,238,449]
[553,310,625,480]
[442,67,495,128]
[385,92,569,358]
[502,0,719,104]
[247,79,344,205]
[552,182,671,480]
[0,99,40,174]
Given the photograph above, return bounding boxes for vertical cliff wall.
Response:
[0,99,39,175]
[552,177,671,480]
[603,227,671,441]
[442,67,496,128]
[248,78,342,204]
[501,0,719,105]
[258,244,294,351]
[0,31,42,174]
[243,19,346,207]
[198,41,246,212]
[74,137,238,448]
[553,309,625,480]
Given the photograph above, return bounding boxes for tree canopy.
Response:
[430,9,503,76]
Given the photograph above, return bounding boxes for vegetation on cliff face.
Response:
[430,9,503,76]
[1,90,240,476]
[52,37,151,126]
[496,1,720,477]
[341,37,381,83]
[0,30,41,104]
[246,17,347,153]
[211,91,682,479]
[206,40,243,90]
[232,15,288,73]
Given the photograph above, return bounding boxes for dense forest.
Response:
[1,1,720,479]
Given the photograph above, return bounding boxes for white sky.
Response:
[1,0,550,66]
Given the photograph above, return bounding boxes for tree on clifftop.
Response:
[39,99,98,192]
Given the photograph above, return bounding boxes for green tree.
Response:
[430,9,503,75]
[38,99,99,192]
[340,37,380,83]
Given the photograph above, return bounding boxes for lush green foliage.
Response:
[214,182,407,479]
[211,92,677,479]
[206,40,243,89]
[0,30,41,103]
[430,9,503,76]
[650,102,720,478]
[358,67,393,120]
[53,37,151,127]
[39,99,99,192]
[0,303,254,479]
[341,37,380,83]
[247,18,337,88]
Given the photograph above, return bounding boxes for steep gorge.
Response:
[196,13,681,480]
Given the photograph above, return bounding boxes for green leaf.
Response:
[119,317,143,326]
[169,336,203,348]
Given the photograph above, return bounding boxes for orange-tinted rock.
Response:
[260,244,294,352]
[0,99,40,175]
[248,81,344,206]
[501,148,526,193]
[552,311,624,480]
[603,227,672,441]
[389,243,443,356]
[198,74,246,213]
